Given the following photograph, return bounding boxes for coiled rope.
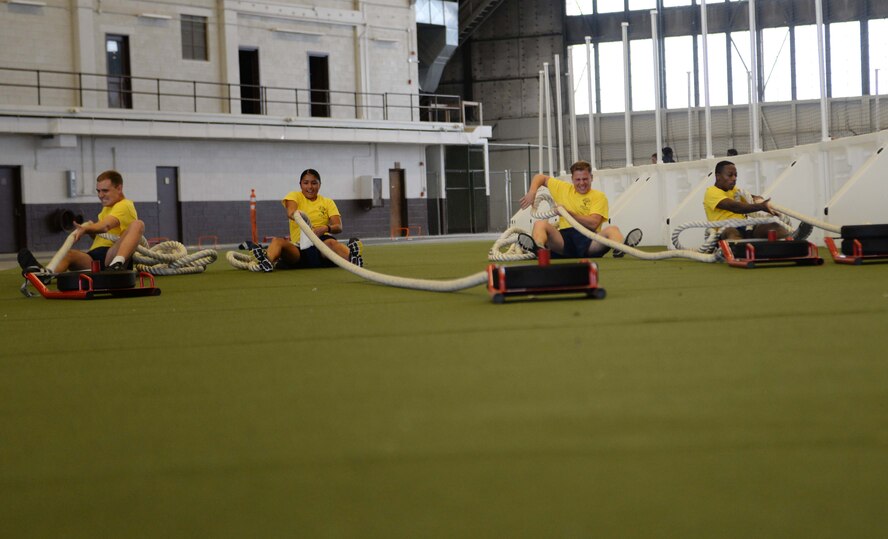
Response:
[99,233,218,275]
[229,218,487,292]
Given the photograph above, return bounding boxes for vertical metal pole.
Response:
[544,62,555,177]
[875,68,880,132]
[585,37,597,170]
[504,169,512,226]
[749,0,761,152]
[815,0,830,141]
[567,48,579,166]
[622,22,632,167]
[554,54,566,174]
[700,0,713,158]
[36,70,42,106]
[538,70,545,174]
[687,71,694,161]
[651,11,663,165]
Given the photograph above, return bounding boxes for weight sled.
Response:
[487,249,606,303]
[824,223,888,265]
[719,238,823,269]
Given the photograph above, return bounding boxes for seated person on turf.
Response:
[703,160,789,240]
[20,170,144,273]
[242,168,362,271]
[518,160,642,258]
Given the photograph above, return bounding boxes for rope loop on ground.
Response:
[226,250,265,272]
[99,233,218,275]
[671,216,785,252]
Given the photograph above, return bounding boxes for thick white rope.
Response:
[228,218,487,292]
[488,226,537,262]
[671,216,785,252]
[768,202,841,234]
[98,234,218,275]
[46,231,78,272]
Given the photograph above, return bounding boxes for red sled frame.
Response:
[22,271,162,300]
[824,237,888,265]
[719,239,823,269]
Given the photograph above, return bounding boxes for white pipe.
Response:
[749,0,761,152]
[483,139,490,197]
[875,68,881,132]
[622,22,632,167]
[585,36,597,169]
[544,62,554,177]
[554,54,566,175]
[687,71,693,161]
[538,70,544,174]
[567,48,579,166]
[700,0,713,159]
[815,0,830,142]
[650,10,663,165]
[748,73,755,152]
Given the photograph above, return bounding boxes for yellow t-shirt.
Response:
[546,178,608,232]
[703,185,747,222]
[89,198,137,250]
[282,191,341,242]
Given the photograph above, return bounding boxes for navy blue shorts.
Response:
[552,227,611,259]
[277,235,337,269]
[86,247,134,270]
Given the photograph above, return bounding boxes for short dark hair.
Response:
[96,170,123,187]
[715,160,734,175]
[727,148,739,156]
[300,168,321,182]
[569,160,593,174]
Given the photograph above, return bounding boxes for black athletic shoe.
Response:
[516,232,540,254]
[239,240,273,272]
[18,249,52,284]
[613,228,643,258]
[347,238,364,267]
[107,261,125,271]
[793,222,814,241]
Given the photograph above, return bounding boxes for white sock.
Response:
[111,255,126,267]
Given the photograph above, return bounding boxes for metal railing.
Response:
[0,66,475,124]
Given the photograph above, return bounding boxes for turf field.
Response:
[1,241,887,538]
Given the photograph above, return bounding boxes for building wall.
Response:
[1,134,429,249]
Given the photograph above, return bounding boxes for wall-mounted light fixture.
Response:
[272,27,324,37]
[8,0,47,6]
[138,13,172,20]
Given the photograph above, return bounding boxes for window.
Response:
[870,18,888,94]
[596,0,625,13]
[630,39,654,110]
[181,14,208,61]
[661,0,692,6]
[794,25,821,100]
[628,0,656,10]
[598,41,625,112]
[566,0,593,16]
[729,31,750,105]
[696,33,728,106]
[569,43,597,115]
[761,27,791,102]
[664,35,694,109]
[830,21,861,98]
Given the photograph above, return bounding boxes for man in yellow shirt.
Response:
[19,170,144,274]
[518,160,641,258]
[703,160,789,240]
[241,168,362,271]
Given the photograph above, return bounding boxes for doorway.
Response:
[444,146,488,233]
[239,48,261,114]
[106,34,132,109]
[0,166,24,253]
[156,167,181,241]
[309,54,330,117]
[389,167,408,237]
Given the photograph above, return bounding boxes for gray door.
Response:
[0,166,23,253]
[156,167,181,241]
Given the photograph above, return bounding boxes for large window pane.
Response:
[596,0,624,13]
[664,35,694,109]
[630,39,654,110]
[729,31,750,105]
[569,44,597,115]
[566,0,593,16]
[870,18,888,94]
[598,41,626,112]
[628,0,656,10]
[762,27,791,102]
[830,21,862,98]
[696,33,727,106]
[795,25,820,100]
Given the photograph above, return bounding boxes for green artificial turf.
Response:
[1,241,887,538]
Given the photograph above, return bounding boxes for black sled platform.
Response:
[824,224,888,265]
[486,250,605,303]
